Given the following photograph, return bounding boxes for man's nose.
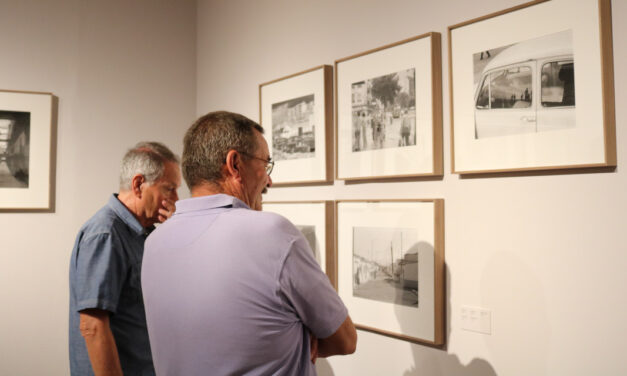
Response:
[266,175,272,188]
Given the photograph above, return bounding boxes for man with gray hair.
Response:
[69,142,181,376]
[142,111,356,375]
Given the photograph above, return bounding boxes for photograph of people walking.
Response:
[351,68,416,152]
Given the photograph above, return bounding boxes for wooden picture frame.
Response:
[0,89,57,211]
[449,0,616,174]
[335,33,443,181]
[262,201,336,286]
[336,199,445,345]
[259,65,333,186]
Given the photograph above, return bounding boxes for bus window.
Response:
[489,66,532,109]
[476,76,489,109]
[541,61,575,107]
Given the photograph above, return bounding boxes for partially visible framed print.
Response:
[0,90,56,211]
[259,65,333,186]
[336,200,444,345]
[335,33,443,181]
[262,201,336,285]
[449,0,616,174]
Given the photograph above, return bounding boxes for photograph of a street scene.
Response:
[352,226,419,308]
[351,68,416,152]
[296,224,321,266]
[271,94,315,161]
[0,111,30,188]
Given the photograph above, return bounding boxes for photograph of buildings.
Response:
[272,94,316,161]
[352,226,419,308]
[0,111,30,188]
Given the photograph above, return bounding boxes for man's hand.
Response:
[157,199,176,223]
[310,332,319,364]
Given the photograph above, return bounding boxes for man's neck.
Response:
[116,190,151,228]
[191,180,245,202]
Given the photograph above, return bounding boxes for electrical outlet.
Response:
[461,305,491,335]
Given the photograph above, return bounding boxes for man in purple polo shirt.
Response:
[142,111,356,375]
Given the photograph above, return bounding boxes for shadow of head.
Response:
[393,241,431,322]
[392,245,498,376]
[315,358,335,376]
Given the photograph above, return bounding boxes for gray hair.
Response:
[119,142,180,190]
[182,111,263,189]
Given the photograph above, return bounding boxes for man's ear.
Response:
[130,174,145,198]
[224,150,243,182]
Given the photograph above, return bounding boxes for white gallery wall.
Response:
[0,0,625,375]
[197,0,627,375]
[0,1,196,374]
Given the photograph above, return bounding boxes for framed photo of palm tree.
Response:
[335,33,443,181]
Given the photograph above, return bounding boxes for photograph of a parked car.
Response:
[352,226,419,308]
[473,30,575,139]
[0,111,30,188]
[351,68,416,152]
[272,94,315,161]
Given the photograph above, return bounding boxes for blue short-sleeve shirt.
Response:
[68,194,155,376]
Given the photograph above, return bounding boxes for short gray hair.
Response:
[182,111,263,189]
[119,142,179,190]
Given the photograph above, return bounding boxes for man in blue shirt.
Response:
[69,142,181,376]
[142,111,357,375]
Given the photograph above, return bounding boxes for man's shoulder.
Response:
[79,203,125,238]
[232,208,293,226]
[230,208,300,237]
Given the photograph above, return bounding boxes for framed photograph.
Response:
[0,89,56,211]
[335,33,443,181]
[449,0,616,174]
[262,201,336,285]
[259,65,333,186]
[336,200,444,345]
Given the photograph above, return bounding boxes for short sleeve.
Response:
[73,231,128,313]
[279,236,348,339]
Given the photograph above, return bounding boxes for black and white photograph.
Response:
[0,111,30,188]
[473,30,575,139]
[351,68,416,152]
[336,34,442,180]
[260,65,332,185]
[295,224,321,265]
[337,199,444,344]
[271,94,315,161]
[352,226,419,308]
[261,201,332,276]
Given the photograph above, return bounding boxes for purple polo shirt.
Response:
[142,194,347,376]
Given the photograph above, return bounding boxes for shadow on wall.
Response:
[316,358,335,375]
[400,265,497,375]
[394,244,497,375]
[401,248,548,375]
[480,251,549,375]
[316,242,502,376]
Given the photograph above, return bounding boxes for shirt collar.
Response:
[174,193,250,215]
[108,194,152,236]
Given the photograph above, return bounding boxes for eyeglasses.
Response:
[240,152,274,176]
